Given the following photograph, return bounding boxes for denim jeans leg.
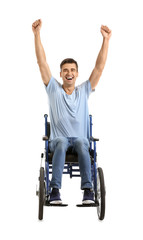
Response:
[49,137,69,189]
[73,137,92,190]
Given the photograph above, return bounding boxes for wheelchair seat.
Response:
[47,146,94,164]
[48,150,78,164]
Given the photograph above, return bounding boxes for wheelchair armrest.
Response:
[42,136,49,141]
[90,136,99,142]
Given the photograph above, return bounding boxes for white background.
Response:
[0,0,143,239]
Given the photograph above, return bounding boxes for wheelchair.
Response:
[36,114,106,221]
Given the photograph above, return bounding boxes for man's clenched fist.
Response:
[100,25,112,40]
[32,19,42,35]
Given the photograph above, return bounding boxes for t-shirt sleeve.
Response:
[44,76,58,96]
[80,80,95,98]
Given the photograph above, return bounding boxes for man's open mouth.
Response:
[66,77,73,80]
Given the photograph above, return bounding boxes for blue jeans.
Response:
[49,137,92,190]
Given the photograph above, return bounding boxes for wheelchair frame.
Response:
[37,114,106,221]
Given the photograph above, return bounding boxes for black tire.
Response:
[38,167,45,220]
[97,167,106,220]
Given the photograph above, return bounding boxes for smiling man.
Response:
[60,60,78,95]
[32,19,111,204]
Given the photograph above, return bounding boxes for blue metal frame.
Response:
[89,114,97,194]
[93,141,97,194]
[43,114,98,196]
[89,115,92,150]
[44,114,50,195]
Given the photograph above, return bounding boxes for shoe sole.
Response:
[49,200,62,205]
[82,200,95,204]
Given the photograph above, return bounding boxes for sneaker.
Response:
[82,188,95,204]
[49,188,62,204]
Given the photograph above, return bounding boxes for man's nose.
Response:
[67,70,72,75]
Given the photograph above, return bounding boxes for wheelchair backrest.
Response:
[47,122,50,138]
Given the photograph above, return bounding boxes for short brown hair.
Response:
[60,58,78,71]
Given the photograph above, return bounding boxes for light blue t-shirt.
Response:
[45,76,95,141]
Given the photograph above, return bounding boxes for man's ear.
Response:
[60,71,62,77]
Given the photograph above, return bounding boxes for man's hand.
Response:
[100,25,112,40]
[32,19,42,35]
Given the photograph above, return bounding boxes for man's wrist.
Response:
[103,37,110,46]
[103,37,110,42]
[34,31,40,38]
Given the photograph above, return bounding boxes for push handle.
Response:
[44,114,48,136]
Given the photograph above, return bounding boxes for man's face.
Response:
[60,63,78,87]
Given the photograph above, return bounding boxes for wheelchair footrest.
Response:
[76,201,99,207]
[76,204,97,207]
[45,202,68,207]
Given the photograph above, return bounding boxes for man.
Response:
[32,19,111,204]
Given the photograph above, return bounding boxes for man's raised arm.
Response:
[32,19,52,86]
[89,25,112,90]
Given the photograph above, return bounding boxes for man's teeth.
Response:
[66,77,73,80]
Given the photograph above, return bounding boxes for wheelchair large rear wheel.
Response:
[38,167,45,220]
[97,167,105,220]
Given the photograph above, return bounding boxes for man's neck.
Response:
[62,85,75,95]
